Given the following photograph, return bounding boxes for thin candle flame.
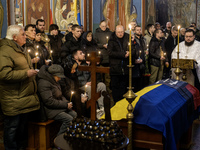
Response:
[129,24,131,30]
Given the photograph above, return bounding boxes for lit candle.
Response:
[139,50,142,59]
[98,51,101,55]
[85,85,88,94]
[35,52,38,69]
[50,50,53,60]
[129,24,132,65]
[70,91,74,102]
[106,36,109,44]
[87,53,90,57]
[28,49,31,53]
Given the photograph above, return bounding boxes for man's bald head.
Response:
[116,25,124,38]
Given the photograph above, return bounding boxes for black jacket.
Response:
[164,34,177,63]
[132,40,145,78]
[107,32,130,75]
[60,34,81,62]
[37,65,69,119]
[81,31,98,53]
[48,33,64,63]
[94,27,112,64]
[24,38,46,69]
[149,36,168,67]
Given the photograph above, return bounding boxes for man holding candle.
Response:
[0,25,40,150]
[149,29,169,84]
[108,25,130,103]
[72,49,107,119]
[94,20,112,96]
[37,64,77,135]
[133,25,147,92]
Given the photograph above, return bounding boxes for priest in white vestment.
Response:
[171,29,200,86]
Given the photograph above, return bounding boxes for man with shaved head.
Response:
[107,25,132,103]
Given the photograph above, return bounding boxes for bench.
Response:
[27,120,60,150]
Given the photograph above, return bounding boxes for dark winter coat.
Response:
[81,31,98,53]
[94,27,112,64]
[48,33,64,63]
[60,34,81,61]
[107,32,130,75]
[37,65,69,119]
[149,36,168,67]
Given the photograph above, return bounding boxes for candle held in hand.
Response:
[70,91,74,102]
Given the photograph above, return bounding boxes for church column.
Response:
[142,0,146,35]
[89,0,93,31]
[7,0,15,25]
[83,0,87,31]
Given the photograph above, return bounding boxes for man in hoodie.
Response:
[0,25,40,150]
[60,24,82,63]
[37,64,77,135]
[94,20,112,95]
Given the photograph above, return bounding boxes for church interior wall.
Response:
[1,0,200,38]
[1,0,8,38]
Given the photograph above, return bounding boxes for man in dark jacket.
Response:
[60,24,82,63]
[107,25,130,103]
[133,25,147,92]
[94,21,112,95]
[164,26,178,79]
[37,64,77,135]
[149,29,169,84]
[0,25,40,150]
[72,50,107,119]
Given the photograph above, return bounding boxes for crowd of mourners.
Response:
[0,18,200,149]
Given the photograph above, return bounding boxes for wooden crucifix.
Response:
[78,51,110,120]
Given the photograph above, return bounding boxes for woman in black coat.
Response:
[81,31,98,54]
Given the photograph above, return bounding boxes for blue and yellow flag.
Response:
[102,79,200,150]
[74,0,81,26]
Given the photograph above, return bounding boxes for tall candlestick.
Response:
[177,25,180,56]
[70,91,74,102]
[129,24,132,65]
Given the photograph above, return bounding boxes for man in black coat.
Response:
[133,25,146,92]
[164,26,178,79]
[60,24,82,63]
[149,29,169,84]
[107,25,130,103]
[94,20,113,95]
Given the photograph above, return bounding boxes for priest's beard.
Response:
[185,40,194,46]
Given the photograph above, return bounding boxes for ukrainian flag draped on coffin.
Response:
[102,79,200,150]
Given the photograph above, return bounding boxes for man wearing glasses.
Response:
[171,29,200,89]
